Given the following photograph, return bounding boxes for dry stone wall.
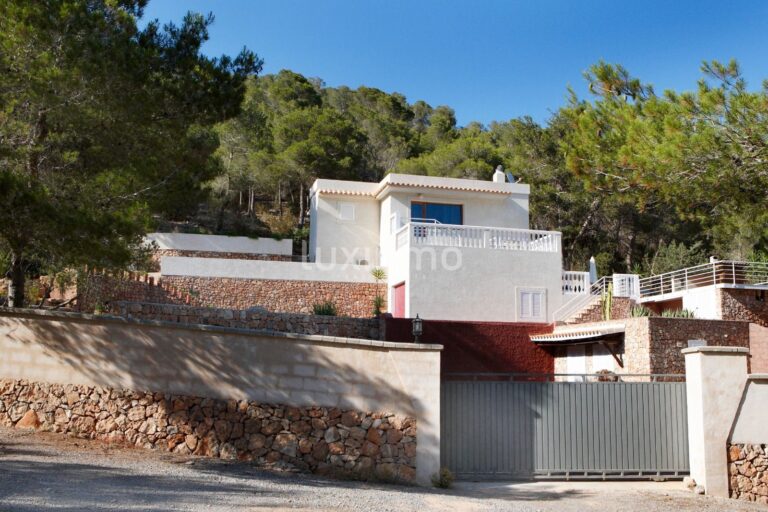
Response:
[729,444,768,504]
[162,275,385,318]
[0,379,417,482]
[149,250,293,271]
[644,317,750,374]
[78,273,385,318]
[720,289,768,327]
[114,302,382,340]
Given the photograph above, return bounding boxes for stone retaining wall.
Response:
[645,317,750,374]
[0,379,416,482]
[552,317,751,378]
[78,273,385,318]
[115,302,382,340]
[729,443,768,503]
[720,289,768,327]
[161,275,385,318]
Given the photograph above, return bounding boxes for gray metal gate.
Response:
[441,379,689,479]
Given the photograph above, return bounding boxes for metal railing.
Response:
[401,222,561,253]
[639,260,768,298]
[552,276,610,323]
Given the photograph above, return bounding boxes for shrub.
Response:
[431,467,455,489]
[661,308,696,318]
[630,305,653,317]
[313,301,337,316]
[372,295,385,317]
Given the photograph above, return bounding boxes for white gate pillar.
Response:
[683,346,749,497]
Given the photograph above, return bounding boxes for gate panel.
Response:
[441,381,689,479]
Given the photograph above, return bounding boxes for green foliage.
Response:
[601,282,613,321]
[312,301,337,316]
[0,0,261,306]
[660,309,696,318]
[372,295,385,317]
[370,267,387,283]
[630,305,653,317]
[643,241,706,276]
[431,467,455,489]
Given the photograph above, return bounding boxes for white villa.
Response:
[309,169,566,322]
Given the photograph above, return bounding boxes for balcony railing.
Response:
[639,260,768,299]
[396,222,562,253]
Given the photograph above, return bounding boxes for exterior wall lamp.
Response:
[412,314,423,343]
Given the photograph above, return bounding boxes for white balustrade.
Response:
[406,222,561,253]
[562,271,591,295]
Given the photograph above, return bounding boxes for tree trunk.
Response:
[298,182,305,227]
[7,250,25,308]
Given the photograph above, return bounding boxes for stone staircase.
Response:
[559,296,635,326]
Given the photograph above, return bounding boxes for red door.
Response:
[393,282,406,318]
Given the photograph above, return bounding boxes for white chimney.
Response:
[492,165,505,183]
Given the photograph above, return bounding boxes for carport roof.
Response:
[530,324,625,345]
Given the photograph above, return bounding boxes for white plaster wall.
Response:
[383,190,529,230]
[311,195,380,265]
[0,309,442,485]
[161,257,377,283]
[684,347,749,497]
[682,287,721,319]
[146,233,292,255]
[404,245,562,322]
[730,376,768,444]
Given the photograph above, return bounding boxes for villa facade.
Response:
[309,170,564,322]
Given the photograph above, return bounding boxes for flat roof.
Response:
[311,173,529,198]
[531,324,625,345]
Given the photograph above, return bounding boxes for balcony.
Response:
[639,260,768,299]
[395,222,562,253]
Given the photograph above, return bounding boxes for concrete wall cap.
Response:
[681,346,750,355]
[747,373,768,381]
[0,308,443,352]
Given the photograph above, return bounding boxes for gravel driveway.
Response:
[0,426,763,512]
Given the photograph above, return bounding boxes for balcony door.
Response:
[411,202,463,225]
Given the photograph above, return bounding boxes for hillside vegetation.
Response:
[203,62,768,274]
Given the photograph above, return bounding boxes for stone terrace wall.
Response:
[644,317,751,374]
[0,379,417,482]
[0,309,441,483]
[553,317,751,379]
[720,288,768,327]
[115,302,382,340]
[384,317,554,374]
[156,249,293,261]
[728,444,768,504]
[162,275,385,318]
[78,273,385,319]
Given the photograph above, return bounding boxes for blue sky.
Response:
[142,0,768,126]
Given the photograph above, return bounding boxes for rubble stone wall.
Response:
[114,301,382,340]
[78,273,385,318]
[720,288,768,327]
[161,275,385,318]
[644,317,751,374]
[728,444,768,504]
[0,379,417,482]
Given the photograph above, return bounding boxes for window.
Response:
[338,202,355,221]
[411,202,463,225]
[519,289,546,321]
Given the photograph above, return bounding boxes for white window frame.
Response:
[518,287,547,321]
[337,201,356,221]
